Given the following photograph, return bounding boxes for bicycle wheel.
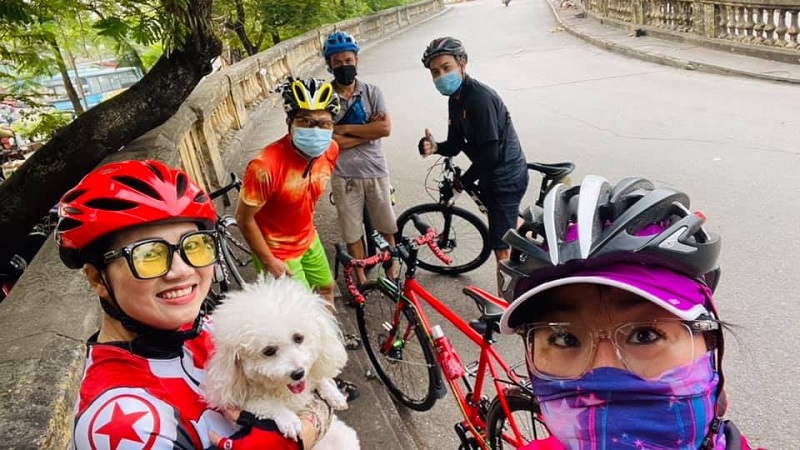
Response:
[356,280,440,411]
[219,215,251,289]
[396,204,490,275]
[486,389,549,449]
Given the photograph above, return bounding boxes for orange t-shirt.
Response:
[240,135,339,260]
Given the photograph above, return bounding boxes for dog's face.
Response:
[206,277,345,404]
[236,317,322,395]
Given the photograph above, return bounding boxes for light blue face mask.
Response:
[292,127,333,158]
[434,70,463,96]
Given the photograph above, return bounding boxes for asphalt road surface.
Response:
[237,0,800,447]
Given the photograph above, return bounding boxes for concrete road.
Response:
[237,0,800,447]
[357,0,800,448]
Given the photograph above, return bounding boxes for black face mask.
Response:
[333,65,357,85]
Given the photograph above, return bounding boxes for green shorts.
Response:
[253,234,333,291]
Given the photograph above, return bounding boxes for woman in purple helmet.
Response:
[498,175,762,449]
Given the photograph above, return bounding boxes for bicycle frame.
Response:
[342,228,530,448]
[432,156,575,212]
[384,275,528,448]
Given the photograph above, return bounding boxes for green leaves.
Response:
[0,0,36,24]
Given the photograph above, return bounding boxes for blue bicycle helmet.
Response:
[323,31,360,59]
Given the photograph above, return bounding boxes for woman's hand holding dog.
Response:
[298,393,334,443]
[209,408,321,449]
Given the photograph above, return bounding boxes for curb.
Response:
[545,0,800,85]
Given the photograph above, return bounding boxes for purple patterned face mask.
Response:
[533,352,720,450]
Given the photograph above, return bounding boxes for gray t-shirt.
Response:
[333,80,389,178]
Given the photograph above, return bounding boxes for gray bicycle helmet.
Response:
[498,175,722,313]
[422,37,468,68]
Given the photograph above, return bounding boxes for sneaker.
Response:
[334,377,360,403]
[343,333,362,351]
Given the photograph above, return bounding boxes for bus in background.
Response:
[42,65,142,112]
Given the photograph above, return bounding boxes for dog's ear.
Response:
[203,343,249,409]
[309,298,348,379]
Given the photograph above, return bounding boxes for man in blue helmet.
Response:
[322,30,398,285]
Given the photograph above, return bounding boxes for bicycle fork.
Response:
[379,298,449,400]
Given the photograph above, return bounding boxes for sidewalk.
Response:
[546,0,800,85]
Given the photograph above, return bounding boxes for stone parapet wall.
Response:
[579,0,800,63]
[0,1,443,447]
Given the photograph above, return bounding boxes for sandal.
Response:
[334,377,360,403]
[343,333,362,351]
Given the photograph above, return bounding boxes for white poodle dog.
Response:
[203,277,360,449]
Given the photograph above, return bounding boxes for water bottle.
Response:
[431,325,465,381]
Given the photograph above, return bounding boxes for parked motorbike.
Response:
[0,206,58,303]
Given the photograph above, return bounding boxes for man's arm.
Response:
[458,93,503,186]
[235,200,291,278]
[334,111,391,140]
[459,140,501,187]
[332,133,369,150]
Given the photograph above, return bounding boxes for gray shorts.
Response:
[331,175,398,244]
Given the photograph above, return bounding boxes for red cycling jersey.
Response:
[71,323,299,450]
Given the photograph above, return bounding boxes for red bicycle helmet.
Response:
[56,159,216,269]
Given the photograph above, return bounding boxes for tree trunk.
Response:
[271,30,281,45]
[233,0,258,55]
[50,39,85,115]
[65,48,89,111]
[0,0,221,267]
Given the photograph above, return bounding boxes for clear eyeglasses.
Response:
[523,319,719,380]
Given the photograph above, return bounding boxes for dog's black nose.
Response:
[290,369,305,381]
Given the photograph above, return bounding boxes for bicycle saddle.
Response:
[462,286,506,322]
[527,162,575,179]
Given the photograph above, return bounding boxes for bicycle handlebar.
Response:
[209,173,242,200]
[335,214,452,305]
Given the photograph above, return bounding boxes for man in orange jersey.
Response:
[236,78,341,304]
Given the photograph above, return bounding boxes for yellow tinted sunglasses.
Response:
[102,230,219,280]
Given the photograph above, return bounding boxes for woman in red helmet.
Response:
[58,160,330,449]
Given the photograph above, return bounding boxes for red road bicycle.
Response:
[336,215,550,449]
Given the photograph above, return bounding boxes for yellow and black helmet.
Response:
[279,77,341,116]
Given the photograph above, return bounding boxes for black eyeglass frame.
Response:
[102,230,220,280]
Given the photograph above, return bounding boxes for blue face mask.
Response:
[533,352,720,450]
[292,127,333,158]
[434,71,463,96]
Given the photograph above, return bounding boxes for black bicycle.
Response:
[207,173,253,305]
[395,157,574,275]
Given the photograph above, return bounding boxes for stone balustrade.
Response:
[0,0,444,447]
[581,0,800,62]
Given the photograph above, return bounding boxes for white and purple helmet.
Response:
[499,175,722,334]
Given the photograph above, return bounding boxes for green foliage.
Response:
[214,0,419,59]
[139,44,165,71]
[14,111,74,141]
[0,0,209,128]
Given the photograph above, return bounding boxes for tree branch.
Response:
[0,0,221,266]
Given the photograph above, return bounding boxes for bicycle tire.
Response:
[219,218,251,289]
[486,389,549,449]
[356,280,440,411]
[209,217,251,304]
[396,204,490,275]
